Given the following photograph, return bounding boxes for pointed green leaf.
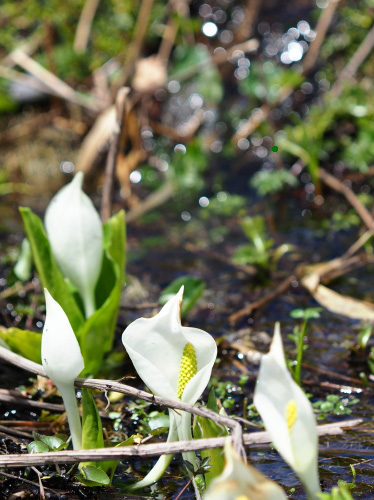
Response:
[40,435,68,451]
[0,327,41,363]
[82,388,105,469]
[19,207,85,334]
[78,465,110,486]
[193,388,228,488]
[160,275,205,315]
[27,441,50,454]
[102,434,142,483]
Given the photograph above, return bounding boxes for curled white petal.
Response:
[42,289,84,450]
[45,172,103,318]
[254,323,321,499]
[122,286,217,404]
[42,289,84,384]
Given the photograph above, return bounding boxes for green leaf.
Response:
[358,325,372,349]
[0,327,41,363]
[159,275,205,315]
[193,388,228,488]
[102,434,142,483]
[77,465,110,486]
[170,45,223,104]
[40,435,68,451]
[81,389,105,470]
[19,207,85,334]
[167,139,208,192]
[78,210,126,375]
[27,441,49,454]
[148,412,170,431]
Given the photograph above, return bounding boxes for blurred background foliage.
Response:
[0,0,374,246]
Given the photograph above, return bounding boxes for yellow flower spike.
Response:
[177,343,198,399]
[286,400,297,432]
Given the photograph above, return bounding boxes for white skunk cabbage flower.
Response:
[122,286,217,490]
[45,172,103,318]
[205,438,287,500]
[253,323,321,500]
[42,289,84,450]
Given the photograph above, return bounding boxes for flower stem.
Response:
[57,383,82,450]
[82,288,96,319]
[295,320,308,386]
[130,410,178,490]
[179,411,205,494]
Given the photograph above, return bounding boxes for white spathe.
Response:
[44,172,103,318]
[253,323,321,500]
[122,286,217,490]
[205,438,287,500]
[123,286,217,404]
[42,289,84,450]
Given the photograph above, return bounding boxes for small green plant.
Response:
[317,482,354,499]
[313,394,359,421]
[159,275,206,315]
[288,308,322,386]
[232,216,291,274]
[251,168,298,196]
[28,433,69,453]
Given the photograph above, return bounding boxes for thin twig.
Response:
[119,0,155,86]
[0,391,65,413]
[73,0,101,53]
[126,181,175,223]
[0,425,33,439]
[319,168,374,230]
[302,0,341,75]
[100,87,129,222]
[229,275,295,324]
[0,281,35,300]
[0,470,56,494]
[330,24,374,98]
[234,0,261,43]
[8,50,102,112]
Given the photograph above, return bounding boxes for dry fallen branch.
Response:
[73,0,101,53]
[330,24,374,98]
[119,0,155,87]
[229,275,295,324]
[0,419,361,467]
[319,168,374,231]
[7,50,103,111]
[100,87,130,222]
[302,0,341,75]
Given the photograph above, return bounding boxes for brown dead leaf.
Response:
[302,273,374,321]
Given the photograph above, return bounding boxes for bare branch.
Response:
[0,419,361,467]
